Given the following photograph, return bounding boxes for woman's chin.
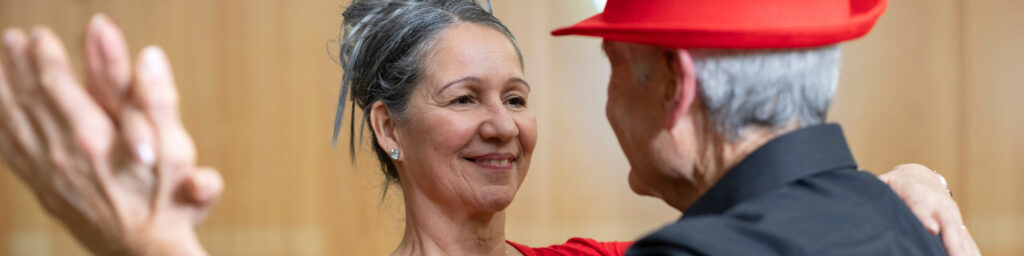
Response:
[473,185,519,212]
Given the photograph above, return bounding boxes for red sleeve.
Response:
[508,238,634,256]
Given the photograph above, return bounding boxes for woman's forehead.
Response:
[423,23,523,82]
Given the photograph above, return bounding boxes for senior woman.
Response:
[0,0,973,255]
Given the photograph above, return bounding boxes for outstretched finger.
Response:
[119,106,155,166]
[31,27,115,162]
[0,39,38,182]
[133,46,195,204]
[84,14,156,168]
[4,28,67,170]
[84,13,132,115]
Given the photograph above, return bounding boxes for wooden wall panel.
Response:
[0,0,1021,255]
[961,0,1024,254]
[831,0,961,177]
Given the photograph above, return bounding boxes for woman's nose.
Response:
[479,105,518,143]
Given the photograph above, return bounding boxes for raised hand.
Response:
[0,14,221,256]
[881,163,981,256]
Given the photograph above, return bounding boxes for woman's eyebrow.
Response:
[440,76,483,93]
[507,77,530,91]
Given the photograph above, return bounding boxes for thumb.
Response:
[185,167,223,206]
[181,166,223,226]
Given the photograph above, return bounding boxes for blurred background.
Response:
[0,0,1021,255]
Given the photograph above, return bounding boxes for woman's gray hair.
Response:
[690,45,841,140]
[334,0,522,191]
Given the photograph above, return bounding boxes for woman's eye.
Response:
[451,95,474,105]
[506,96,527,107]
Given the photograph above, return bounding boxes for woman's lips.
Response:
[465,153,517,169]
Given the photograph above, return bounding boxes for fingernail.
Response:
[90,13,108,27]
[929,222,940,235]
[135,143,155,165]
[140,46,168,75]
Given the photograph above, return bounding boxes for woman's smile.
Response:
[464,152,518,170]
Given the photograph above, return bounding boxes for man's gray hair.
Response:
[690,45,841,140]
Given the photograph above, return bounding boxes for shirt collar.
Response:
[683,123,858,217]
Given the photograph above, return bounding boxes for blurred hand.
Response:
[0,14,221,256]
[880,163,981,256]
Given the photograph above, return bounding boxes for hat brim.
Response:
[551,0,887,49]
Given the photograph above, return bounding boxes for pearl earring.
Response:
[389,149,401,160]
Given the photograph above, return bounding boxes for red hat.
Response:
[551,0,887,49]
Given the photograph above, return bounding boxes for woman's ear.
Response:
[665,49,697,129]
[369,101,400,156]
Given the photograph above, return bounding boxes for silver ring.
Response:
[933,170,951,197]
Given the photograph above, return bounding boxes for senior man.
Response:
[554,0,977,255]
[0,0,979,255]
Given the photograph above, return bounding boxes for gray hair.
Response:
[690,45,841,140]
[334,0,522,191]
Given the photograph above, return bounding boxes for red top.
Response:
[508,238,634,256]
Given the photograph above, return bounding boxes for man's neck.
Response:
[719,125,797,172]
[666,123,800,212]
[392,190,509,256]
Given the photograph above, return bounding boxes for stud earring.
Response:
[389,148,401,160]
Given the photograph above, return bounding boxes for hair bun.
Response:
[343,0,413,29]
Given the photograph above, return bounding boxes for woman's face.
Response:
[393,23,535,212]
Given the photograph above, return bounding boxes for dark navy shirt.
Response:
[626,124,947,255]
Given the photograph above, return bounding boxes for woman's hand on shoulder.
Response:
[880,163,981,256]
[0,14,221,256]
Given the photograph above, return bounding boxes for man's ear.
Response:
[666,49,697,129]
[369,101,400,156]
